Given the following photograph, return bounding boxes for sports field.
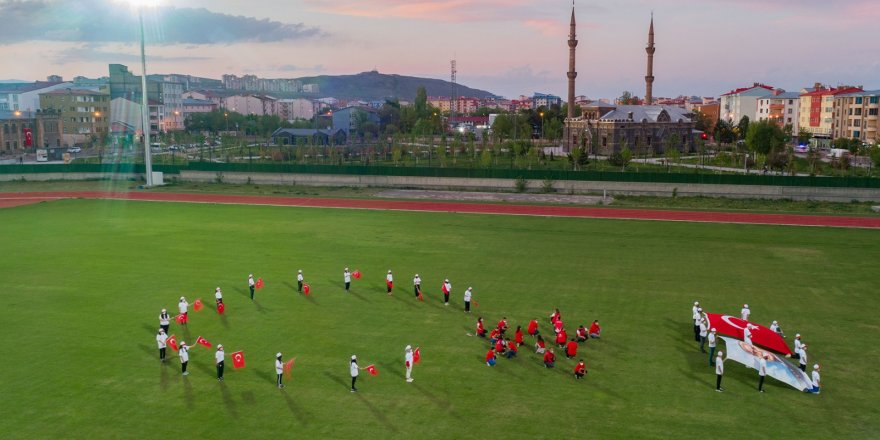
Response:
[1,197,878,439]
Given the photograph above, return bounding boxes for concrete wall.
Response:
[180,170,880,202]
[0,172,140,181]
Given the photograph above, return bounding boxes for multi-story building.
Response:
[693,102,720,134]
[756,90,800,131]
[222,74,302,93]
[110,97,162,139]
[108,64,183,132]
[223,94,278,116]
[0,109,63,152]
[182,90,224,106]
[532,93,562,109]
[182,98,218,119]
[798,85,862,142]
[331,106,380,136]
[39,88,110,146]
[0,81,72,112]
[302,84,320,94]
[277,98,315,121]
[718,83,775,124]
[833,90,880,144]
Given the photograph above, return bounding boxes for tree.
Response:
[692,110,714,133]
[617,91,640,105]
[737,116,750,140]
[715,120,735,144]
[797,128,812,146]
[745,120,785,156]
[414,86,428,119]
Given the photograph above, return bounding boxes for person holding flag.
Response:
[463,287,473,313]
[708,328,718,366]
[350,355,365,392]
[344,268,352,293]
[743,324,753,346]
[276,353,285,389]
[215,345,226,381]
[799,345,809,372]
[757,355,767,392]
[214,287,223,306]
[405,345,415,383]
[294,270,303,293]
[811,364,821,394]
[413,274,422,299]
[692,304,702,342]
[248,274,255,300]
[535,335,546,354]
[442,279,452,306]
[794,334,803,360]
[178,297,189,325]
[156,328,168,362]
[386,270,394,295]
[179,341,191,376]
[159,309,170,335]
[770,320,785,338]
[699,318,708,353]
[574,360,587,379]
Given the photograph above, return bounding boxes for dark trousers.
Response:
[758,375,765,391]
[345,281,350,291]
[217,361,224,379]
[387,283,392,293]
[351,376,357,390]
[716,374,722,390]
[216,298,223,305]
[699,336,707,353]
[297,281,303,292]
[443,293,449,303]
[277,373,283,386]
[182,361,188,373]
[250,285,255,299]
[159,347,166,360]
[160,324,170,335]
[694,325,700,342]
[800,364,806,372]
[708,346,716,366]
[414,286,420,297]
[575,372,585,379]
[465,301,471,312]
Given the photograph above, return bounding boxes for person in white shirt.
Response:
[159,309,170,335]
[741,304,750,321]
[811,364,821,394]
[275,353,285,389]
[715,351,724,392]
[344,268,352,292]
[350,355,364,392]
[692,302,701,342]
[699,319,708,353]
[757,356,767,392]
[404,345,414,383]
[156,328,168,362]
[708,328,717,366]
[770,320,784,338]
[743,325,753,346]
[463,287,473,313]
[248,274,255,300]
[297,270,304,293]
[214,287,223,305]
[793,334,803,359]
[799,345,808,372]
[215,345,225,381]
[442,279,452,305]
[386,270,394,295]
[179,342,191,376]
[412,274,422,298]
[178,297,189,325]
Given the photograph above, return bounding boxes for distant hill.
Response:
[296,71,498,101]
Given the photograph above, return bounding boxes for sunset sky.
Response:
[1,0,878,99]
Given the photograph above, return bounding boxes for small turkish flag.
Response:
[217,303,225,314]
[473,300,480,308]
[167,335,179,351]
[303,284,310,295]
[386,281,393,289]
[366,364,378,376]
[255,278,264,289]
[284,357,296,379]
[193,299,203,312]
[175,314,186,324]
[231,351,246,369]
[353,270,361,279]
[417,293,424,301]
[413,347,421,364]
[196,336,212,349]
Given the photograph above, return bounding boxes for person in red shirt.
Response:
[497,317,509,335]
[589,320,601,339]
[550,308,561,324]
[535,335,546,354]
[476,317,486,338]
[555,329,567,347]
[505,339,518,358]
[495,338,506,355]
[527,319,539,337]
[574,360,587,379]
[554,319,564,335]
[543,348,556,368]
[489,328,501,346]
[566,338,578,358]
[485,348,496,367]
[514,326,524,346]
[576,325,587,342]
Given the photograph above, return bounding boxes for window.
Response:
[869,109,878,116]
[870,97,879,104]
[856,97,863,104]
[855,108,862,115]
[788,109,792,114]
[854,131,861,138]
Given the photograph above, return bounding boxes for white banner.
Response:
[720,336,813,392]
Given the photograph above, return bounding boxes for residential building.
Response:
[0,81,72,112]
[222,74,302,93]
[277,98,315,121]
[182,98,218,118]
[718,83,775,124]
[756,90,801,131]
[182,90,223,106]
[39,88,110,146]
[108,64,183,131]
[833,90,880,143]
[798,84,862,141]
[110,97,162,138]
[0,109,63,152]
[302,84,320,94]
[47,75,63,82]
[271,128,347,146]
[532,93,563,109]
[331,106,380,136]
[223,94,278,116]
[693,102,720,134]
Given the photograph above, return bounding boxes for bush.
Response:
[541,178,556,193]
[514,176,528,193]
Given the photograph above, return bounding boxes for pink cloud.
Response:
[304,0,530,22]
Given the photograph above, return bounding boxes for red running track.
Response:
[1,191,879,229]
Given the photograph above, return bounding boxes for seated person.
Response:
[505,340,518,358]
[476,318,487,338]
[576,325,587,342]
[543,348,556,368]
[495,338,506,354]
[514,326,524,346]
[555,329,567,347]
[535,335,546,354]
[489,328,501,346]
[565,338,578,358]
[527,319,539,336]
[574,360,587,379]
[485,349,496,367]
[589,320,601,339]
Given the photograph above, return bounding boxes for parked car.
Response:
[67,147,82,153]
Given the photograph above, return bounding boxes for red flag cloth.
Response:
[386,281,393,289]
[705,313,791,355]
[413,347,421,364]
[441,284,448,294]
[231,351,246,368]
[366,364,378,376]
[168,335,179,351]
[303,283,310,295]
[196,336,212,349]
[255,278,264,289]
[217,303,225,314]
[353,270,361,279]
[193,299,203,312]
[417,293,424,301]
[175,314,186,325]
[473,300,480,308]
[284,358,296,379]
[23,128,33,147]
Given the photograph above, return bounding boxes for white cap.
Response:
[159,328,165,333]
[796,333,801,338]
[415,274,419,277]
[218,344,223,349]
[388,270,392,273]
[277,352,282,358]
[468,286,473,290]
[298,269,302,273]
[162,308,166,312]
[216,287,221,291]
[711,328,716,332]
[351,355,357,360]
[345,267,349,270]
[744,304,749,308]
[249,274,253,277]
[180,296,185,301]
[772,320,777,324]
[697,307,702,312]
[813,364,819,370]
[694,301,699,305]
[717,351,723,356]
[405,345,412,351]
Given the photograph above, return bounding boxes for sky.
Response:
[1,0,878,100]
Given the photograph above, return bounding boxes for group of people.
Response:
[479,308,600,380]
[692,301,821,394]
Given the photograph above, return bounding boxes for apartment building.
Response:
[833,90,879,143]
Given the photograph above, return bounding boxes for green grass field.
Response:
[1,199,878,439]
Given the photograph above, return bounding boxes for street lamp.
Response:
[539,111,545,142]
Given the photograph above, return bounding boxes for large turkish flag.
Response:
[231,351,246,369]
[705,313,791,355]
